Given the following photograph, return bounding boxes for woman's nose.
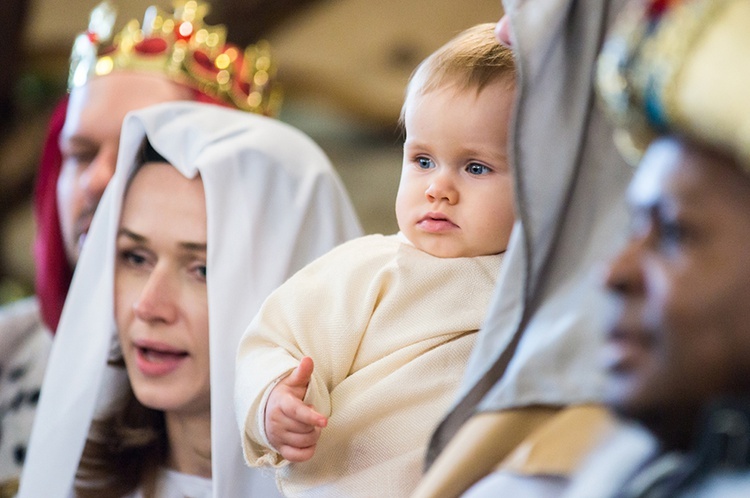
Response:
[132,268,178,324]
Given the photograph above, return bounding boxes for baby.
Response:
[235,23,516,497]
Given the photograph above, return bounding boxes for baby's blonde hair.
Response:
[400,23,515,124]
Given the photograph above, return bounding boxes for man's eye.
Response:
[467,163,491,175]
[417,157,434,169]
[658,221,686,246]
[63,150,98,168]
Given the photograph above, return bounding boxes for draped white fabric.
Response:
[19,101,363,497]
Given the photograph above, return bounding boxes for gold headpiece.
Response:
[69,0,282,115]
[596,0,750,166]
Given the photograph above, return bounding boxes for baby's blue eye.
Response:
[467,163,491,175]
[417,157,434,169]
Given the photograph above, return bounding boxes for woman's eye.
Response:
[417,157,434,169]
[196,264,207,280]
[467,163,491,175]
[121,250,147,267]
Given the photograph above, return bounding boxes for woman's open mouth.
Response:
[133,341,189,377]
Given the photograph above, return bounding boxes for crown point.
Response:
[254,71,269,87]
[162,19,176,35]
[215,53,231,70]
[176,21,193,40]
[247,92,262,108]
[224,47,239,62]
[217,70,230,85]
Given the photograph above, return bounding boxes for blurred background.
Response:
[0,0,501,304]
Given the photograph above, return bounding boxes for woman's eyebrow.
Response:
[117,228,146,243]
[180,242,208,252]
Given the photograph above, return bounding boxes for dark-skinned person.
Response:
[563,0,750,496]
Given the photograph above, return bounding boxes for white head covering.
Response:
[19,101,363,497]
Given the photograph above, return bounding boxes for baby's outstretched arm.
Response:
[265,356,328,462]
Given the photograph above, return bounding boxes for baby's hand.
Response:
[265,356,328,462]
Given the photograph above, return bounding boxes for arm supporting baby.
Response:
[265,356,328,462]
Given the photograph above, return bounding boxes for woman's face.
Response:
[115,161,210,420]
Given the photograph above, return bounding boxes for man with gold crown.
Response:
[0,1,280,494]
[562,0,750,496]
[41,0,280,335]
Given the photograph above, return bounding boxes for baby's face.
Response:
[395,81,515,258]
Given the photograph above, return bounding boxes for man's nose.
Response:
[81,148,117,201]
[604,239,645,296]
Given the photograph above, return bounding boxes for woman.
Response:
[18,101,363,497]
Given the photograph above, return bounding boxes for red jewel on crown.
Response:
[192,50,218,73]
[134,37,169,55]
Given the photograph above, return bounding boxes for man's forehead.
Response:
[627,138,682,209]
[628,136,750,215]
[61,72,188,144]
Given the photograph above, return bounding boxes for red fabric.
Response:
[33,97,71,333]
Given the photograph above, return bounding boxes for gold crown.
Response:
[68,0,282,115]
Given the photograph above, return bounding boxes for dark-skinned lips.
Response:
[603,324,655,374]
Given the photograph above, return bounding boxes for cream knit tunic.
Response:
[235,234,502,497]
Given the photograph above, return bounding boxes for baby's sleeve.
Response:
[234,280,324,468]
[233,239,382,467]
